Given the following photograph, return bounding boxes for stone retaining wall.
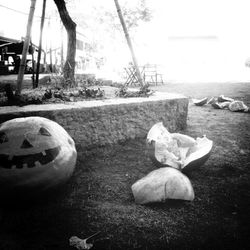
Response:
[0,92,188,152]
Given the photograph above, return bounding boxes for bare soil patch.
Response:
[0,81,250,250]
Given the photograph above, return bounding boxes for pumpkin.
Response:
[146,122,213,173]
[217,95,234,103]
[132,167,194,204]
[207,97,216,104]
[193,97,208,106]
[212,101,231,109]
[228,100,249,112]
[0,116,77,197]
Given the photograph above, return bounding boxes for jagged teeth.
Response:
[35,161,41,167]
[23,163,28,168]
[42,151,46,156]
[12,165,16,169]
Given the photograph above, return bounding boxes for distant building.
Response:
[0,35,40,75]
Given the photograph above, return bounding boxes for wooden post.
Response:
[114,0,144,86]
[32,50,35,87]
[43,47,47,71]
[35,0,47,87]
[49,46,53,72]
[30,40,35,88]
[47,17,53,72]
[16,0,37,95]
[55,49,58,72]
[60,21,64,72]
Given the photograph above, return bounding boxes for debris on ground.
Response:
[207,96,217,104]
[116,84,154,98]
[193,97,208,106]
[193,94,250,112]
[132,167,195,204]
[146,122,213,172]
[0,85,106,106]
[228,100,249,112]
[212,101,231,109]
[132,122,214,205]
[217,94,234,102]
[69,232,101,250]
[69,236,93,250]
[0,83,154,107]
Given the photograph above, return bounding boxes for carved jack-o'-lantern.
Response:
[0,116,77,196]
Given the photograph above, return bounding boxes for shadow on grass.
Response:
[145,199,191,210]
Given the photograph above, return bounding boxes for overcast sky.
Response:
[1,0,250,81]
[1,0,249,39]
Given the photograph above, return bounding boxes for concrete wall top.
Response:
[0,92,189,151]
[0,92,186,114]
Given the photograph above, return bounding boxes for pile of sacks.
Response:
[131,122,213,205]
[193,95,250,112]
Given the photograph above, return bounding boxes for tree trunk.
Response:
[60,21,64,71]
[114,0,144,86]
[47,17,53,72]
[35,0,47,87]
[54,0,76,86]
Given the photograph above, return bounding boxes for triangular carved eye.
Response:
[0,132,8,143]
[39,127,51,136]
[21,139,33,148]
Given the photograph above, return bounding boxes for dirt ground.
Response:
[0,81,250,250]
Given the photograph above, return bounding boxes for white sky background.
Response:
[0,0,250,82]
[136,0,250,81]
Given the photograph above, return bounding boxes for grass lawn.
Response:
[0,81,250,250]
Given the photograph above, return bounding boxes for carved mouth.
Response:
[0,146,61,169]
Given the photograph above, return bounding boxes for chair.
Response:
[124,66,138,85]
[124,65,145,86]
[143,64,164,85]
